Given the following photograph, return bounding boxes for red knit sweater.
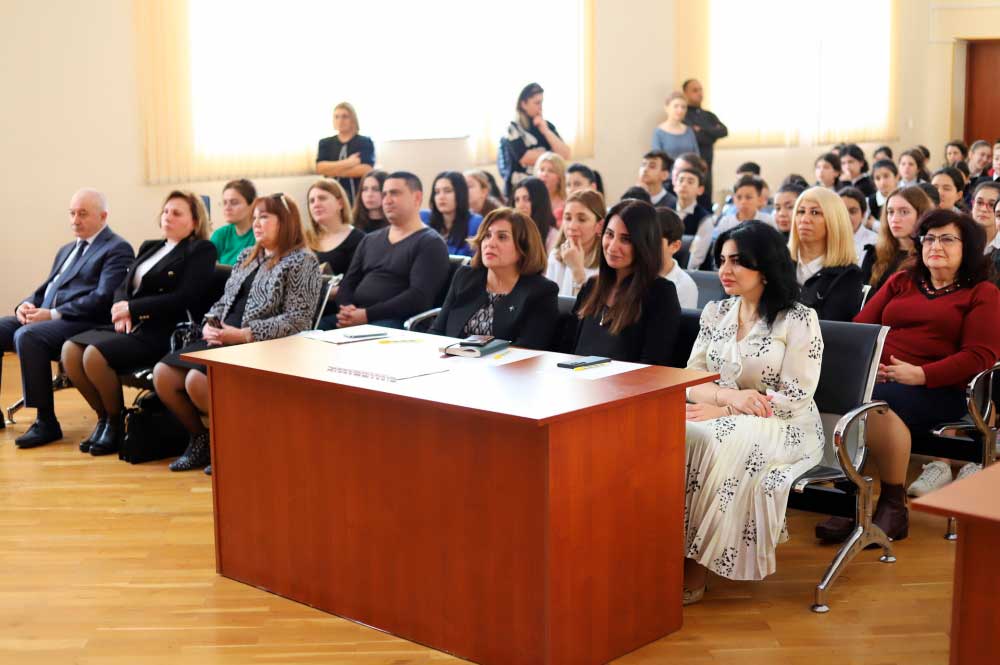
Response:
[854,272,1000,389]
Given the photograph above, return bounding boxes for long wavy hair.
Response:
[869,186,933,287]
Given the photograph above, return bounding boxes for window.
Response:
[707,0,894,147]
[136,0,593,183]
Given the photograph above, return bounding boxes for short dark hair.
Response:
[643,150,673,172]
[681,78,698,91]
[777,182,806,198]
[816,152,842,173]
[656,208,684,243]
[973,180,1000,201]
[222,178,257,205]
[386,171,422,193]
[737,161,761,175]
[780,174,810,190]
[955,160,971,179]
[676,152,707,175]
[874,145,894,160]
[840,144,869,173]
[733,174,763,195]
[932,167,964,192]
[838,186,867,213]
[567,163,606,196]
[917,182,940,205]
[912,209,990,286]
[872,159,898,177]
[620,186,652,203]
[945,140,969,159]
[713,221,799,327]
[676,167,704,186]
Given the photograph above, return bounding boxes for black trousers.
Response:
[0,316,93,413]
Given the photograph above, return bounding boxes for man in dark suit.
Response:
[0,189,133,448]
[682,79,728,210]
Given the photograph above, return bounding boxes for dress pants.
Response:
[0,316,93,413]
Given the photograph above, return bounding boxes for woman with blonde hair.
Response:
[305,179,363,277]
[535,151,567,220]
[861,186,934,295]
[545,190,606,296]
[788,186,863,321]
[315,101,375,204]
[63,190,218,456]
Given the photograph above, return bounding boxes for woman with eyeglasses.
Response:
[153,193,322,473]
[816,209,1000,544]
[970,181,1000,255]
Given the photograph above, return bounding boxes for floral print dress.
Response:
[684,298,825,580]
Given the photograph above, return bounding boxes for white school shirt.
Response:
[663,262,698,309]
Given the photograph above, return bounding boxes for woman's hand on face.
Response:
[560,238,584,272]
[685,403,729,422]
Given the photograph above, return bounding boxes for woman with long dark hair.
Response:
[419,171,482,256]
[570,199,680,365]
[681,221,824,603]
[351,169,388,234]
[513,176,559,252]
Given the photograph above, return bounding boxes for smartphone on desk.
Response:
[556,356,610,369]
[460,335,495,347]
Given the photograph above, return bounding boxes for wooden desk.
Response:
[912,462,1000,665]
[186,333,715,665]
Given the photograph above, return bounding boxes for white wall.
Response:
[0,0,677,307]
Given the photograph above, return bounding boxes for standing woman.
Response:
[504,82,571,196]
[211,179,258,265]
[788,187,863,321]
[62,191,217,455]
[431,208,559,350]
[545,190,606,296]
[352,170,388,234]
[651,92,700,159]
[513,176,560,252]
[464,170,503,218]
[861,186,934,295]
[682,221,822,601]
[305,180,363,276]
[153,194,322,472]
[420,171,483,257]
[570,199,680,365]
[536,151,567,221]
[839,144,876,197]
[315,102,375,204]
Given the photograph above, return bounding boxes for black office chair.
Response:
[402,255,470,333]
[670,308,702,368]
[675,234,694,270]
[686,270,725,309]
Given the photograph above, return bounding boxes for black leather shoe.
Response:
[815,516,856,543]
[80,417,108,453]
[170,432,210,471]
[90,413,124,456]
[15,419,63,449]
[203,464,212,476]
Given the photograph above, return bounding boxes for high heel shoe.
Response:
[170,432,210,471]
[80,417,107,453]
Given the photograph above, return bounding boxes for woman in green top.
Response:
[211,179,258,264]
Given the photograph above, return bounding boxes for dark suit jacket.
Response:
[430,266,559,350]
[25,225,134,322]
[117,237,218,336]
[798,264,864,322]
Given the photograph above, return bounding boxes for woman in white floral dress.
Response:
[682,221,825,603]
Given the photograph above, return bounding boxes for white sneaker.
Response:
[955,462,981,482]
[907,461,953,497]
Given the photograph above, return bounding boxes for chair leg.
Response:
[812,522,895,613]
[945,517,958,541]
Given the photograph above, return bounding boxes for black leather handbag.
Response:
[119,393,189,464]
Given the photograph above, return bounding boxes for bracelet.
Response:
[713,385,722,406]
[725,405,734,416]
[243,328,253,343]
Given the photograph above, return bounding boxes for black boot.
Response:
[169,432,210,471]
[873,483,909,541]
[80,417,108,453]
[90,412,124,456]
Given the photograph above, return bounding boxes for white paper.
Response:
[565,359,648,381]
[299,324,399,345]
[443,347,544,368]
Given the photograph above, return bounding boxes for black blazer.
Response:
[570,276,680,366]
[116,237,218,336]
[431,266,559,350]
[798,264,864,322]
[866,193,882,221]
[860,248,909,297]
[25,225,134,322]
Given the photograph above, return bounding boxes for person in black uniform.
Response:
[63,191,217,455]
[315,102,375,205]
[570,199,680,365]
[682,79,728,209]
[431,208,558,350]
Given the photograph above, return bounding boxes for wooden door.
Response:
[964,40,1000,145]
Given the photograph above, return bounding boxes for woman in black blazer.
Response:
[571,199,681,365]
[431,207,558,350]
[62,191,217,456]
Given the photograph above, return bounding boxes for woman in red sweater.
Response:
[816,209,1000,542]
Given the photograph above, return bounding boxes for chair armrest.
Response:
[403,308,441,332]
[832,400,889,489]
[966,361,1000,437]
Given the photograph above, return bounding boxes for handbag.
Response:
[119,392,190,464]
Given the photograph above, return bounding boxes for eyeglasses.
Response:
[974,198,999,210]
[919,234,962,248]
[271,193,290,212]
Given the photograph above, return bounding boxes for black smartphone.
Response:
[460,335,495,347]
[557,356,611,369]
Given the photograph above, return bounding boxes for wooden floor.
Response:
[0,355,955,664]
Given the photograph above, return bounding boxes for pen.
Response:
[493,350,511,359]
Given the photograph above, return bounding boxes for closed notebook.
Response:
[441,338,511,358]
